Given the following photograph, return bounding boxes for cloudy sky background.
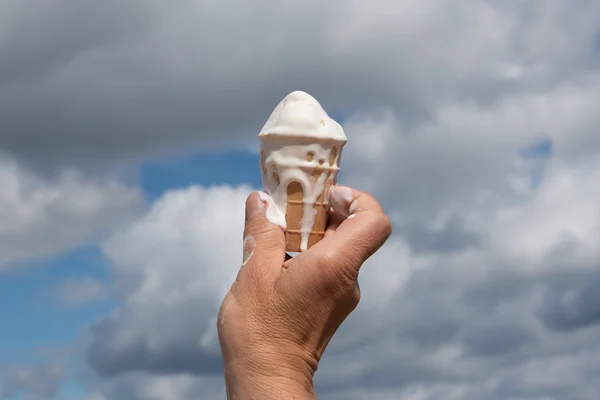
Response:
[1,1,600,399]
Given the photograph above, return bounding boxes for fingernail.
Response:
[245,192,265,221]
[349,199,360,215]
[257,191,287,230]
[329,185,353,217]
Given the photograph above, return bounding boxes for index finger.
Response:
[322,185,393,268]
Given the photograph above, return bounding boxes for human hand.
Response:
[217,185,392,399]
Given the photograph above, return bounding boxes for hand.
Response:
[217,185,392,399]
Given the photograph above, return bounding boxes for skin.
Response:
[217,185,392,399]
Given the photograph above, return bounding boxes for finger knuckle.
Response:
[326,255,360,291]
[317,249,338,270]
[348,284,361,309]
[378,213,393,238]
[336,263,359,288]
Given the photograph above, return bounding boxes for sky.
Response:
[1,1,600,399]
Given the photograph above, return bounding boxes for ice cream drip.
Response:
[259,91,347,251]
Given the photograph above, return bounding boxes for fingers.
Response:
[328,185,354,217]
[324,185,392,269]
[280,185,391,302]
[324,209,345,239]
[239,192,287,282]
[298,185,391,285]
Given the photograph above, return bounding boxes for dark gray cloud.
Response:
[401,216,481,254]
[456,318,537,357]
[312,259,600,399]
[539,268,600,333]
[394,265,539,358]
[86,312,223,377]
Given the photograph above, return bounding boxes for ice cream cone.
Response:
[284,173,333,252]
[258,91,347,252]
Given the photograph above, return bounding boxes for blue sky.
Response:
[1,246,113,399]
[139,150,262,200]
[1,247,113,364]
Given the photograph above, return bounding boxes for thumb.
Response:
[241,192,286,280]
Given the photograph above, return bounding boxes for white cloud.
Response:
[85,185,250,379]
[0,158,145,269]
[490,158,600,268]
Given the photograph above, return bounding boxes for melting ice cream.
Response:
[259,91,347,252]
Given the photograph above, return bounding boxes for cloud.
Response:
[2,0,600,399]
[342,78,600,219]
[1,0,599,170]
[0,158,145,269]
[314,110,600,398]
[81,117,600,400]
[83,373,224,400]
[78,156,600,400]
[0,363,65,400]
[54,277,109,307]
[85,185,250,378]
[538,268,600,333]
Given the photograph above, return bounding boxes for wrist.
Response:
[224,369,316,400]
[223,351,317,400]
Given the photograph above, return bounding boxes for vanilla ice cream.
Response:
[259,91,347,252]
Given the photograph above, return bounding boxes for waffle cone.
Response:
[285,174,333,252]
